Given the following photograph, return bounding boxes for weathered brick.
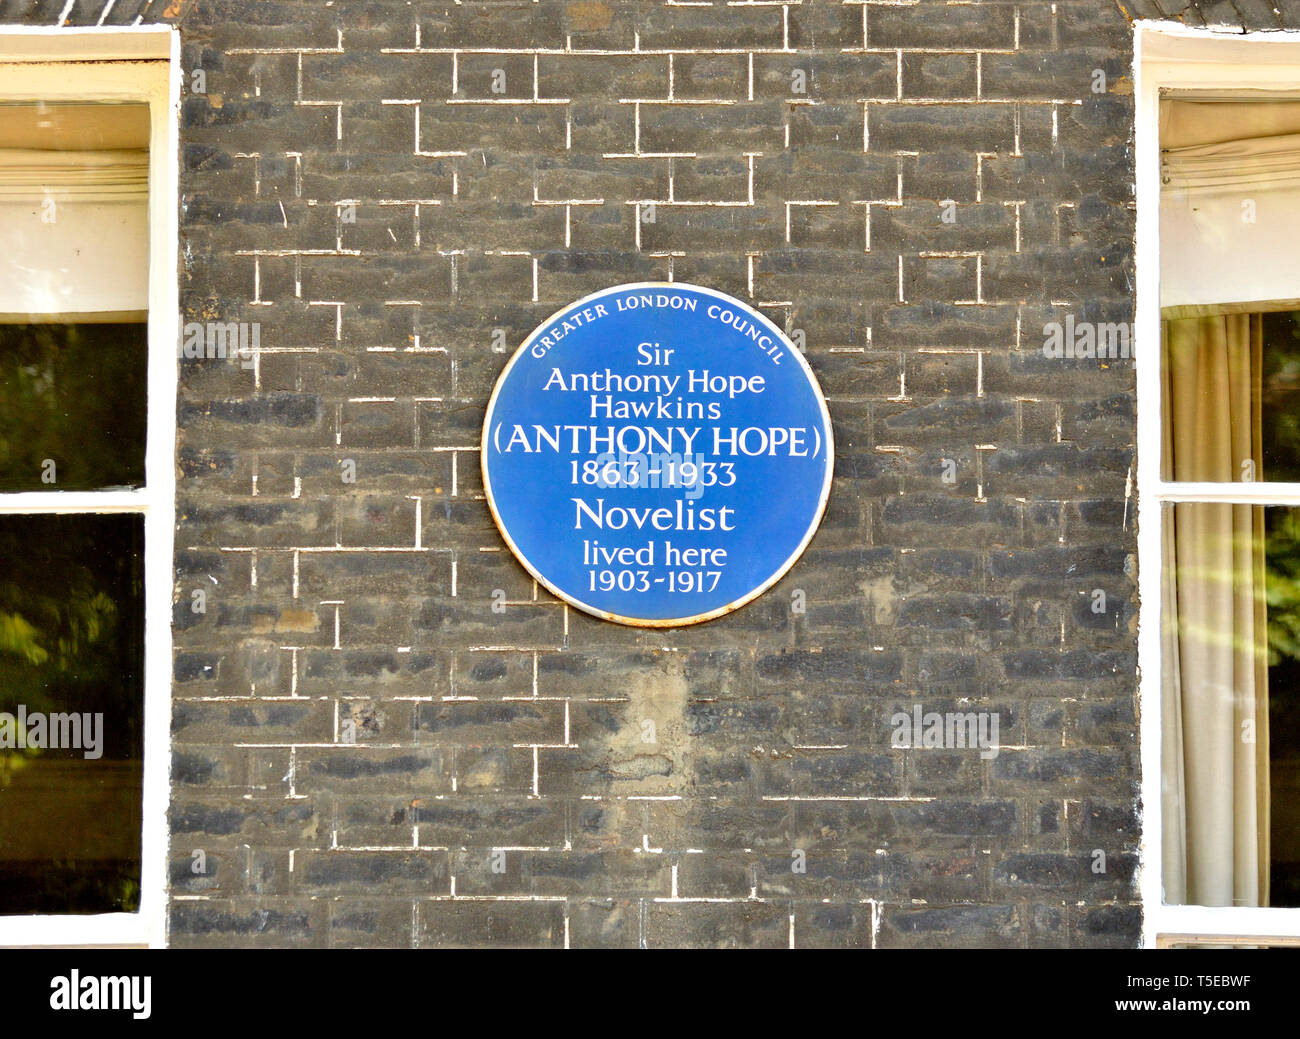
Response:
[0,0,1156,948]
[416,899,565,948]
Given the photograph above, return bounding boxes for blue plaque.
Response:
[482,283,834,627]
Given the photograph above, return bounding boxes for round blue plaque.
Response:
[482,283,833,627]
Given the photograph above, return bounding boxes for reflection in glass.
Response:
[0,513,143,914]
[1265,507,1300,906]
[0,322,147,491]
[1262,311,1300,483]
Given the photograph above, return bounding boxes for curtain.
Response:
[1161,313,1271,907]
[1161,101,1300,312]
[0,149,148,316]
[0,148,147,201]
[0,103,149,315]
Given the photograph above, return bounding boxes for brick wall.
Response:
[3,0,1225,947]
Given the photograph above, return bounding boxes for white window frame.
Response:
[0,25,178,948]
[1137,20,1300,949]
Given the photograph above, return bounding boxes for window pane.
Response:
[0,513,144,915]
[0,100,150,492]
[0,322,148,491]
[1261,311,1300,482]
[1161,313,1262,482]
[1264,506,1300,907]
[1161,502,1300,907]
[0,101,150,316]
[1161,309,1300,484]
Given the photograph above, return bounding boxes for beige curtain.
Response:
[0,149,148,202]
[1161,100,1300,312]
[1161,314,1271,907]
[0,103,150,316]
[1162,100,1300,151]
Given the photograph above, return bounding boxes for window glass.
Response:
[0,67,163,943]
[0,101,150,317]
[0,513,144,915]
[1161,502,1300,907]
[1160,310,1300,483]
[0,322,147,491]
[1264,505,1300,906]
[1261,311,1300,483]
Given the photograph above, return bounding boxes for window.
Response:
[1138,23,1300,947]
[0,27,177,947]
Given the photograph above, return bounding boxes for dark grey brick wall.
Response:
[8,0,1239,947]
